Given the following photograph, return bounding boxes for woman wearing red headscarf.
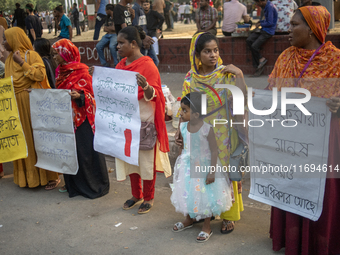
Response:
[52,39,109,199]
[268,6,340,255]
[114,26,171,214]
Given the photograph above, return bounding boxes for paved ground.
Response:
[0,161,280,255]
[0,73,281,255]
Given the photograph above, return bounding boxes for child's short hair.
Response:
[181,92,202,117]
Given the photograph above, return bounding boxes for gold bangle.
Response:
[142,82,150,91]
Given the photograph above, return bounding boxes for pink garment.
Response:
[222,0,247,33]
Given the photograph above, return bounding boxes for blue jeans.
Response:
[93,14,106,40]
[96,33,118,67]
[141,45,159,67]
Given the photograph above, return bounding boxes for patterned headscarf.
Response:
[190,32,223,75]
[52,38,80,64]
[52,39,96,133]
[299,6,330,44]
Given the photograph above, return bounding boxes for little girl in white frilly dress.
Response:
[170,92,232,243]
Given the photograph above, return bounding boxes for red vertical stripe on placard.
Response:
[124,129,132,157]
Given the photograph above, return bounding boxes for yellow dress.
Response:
[4,27,58,188]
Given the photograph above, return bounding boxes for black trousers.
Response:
[74,19,81,35]
[246,30,272,68]
[164,12,171,29]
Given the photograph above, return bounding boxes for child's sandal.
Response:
[196,231,213,243]
[172,222,193,232]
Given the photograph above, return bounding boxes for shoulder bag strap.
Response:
[294,43,324,87]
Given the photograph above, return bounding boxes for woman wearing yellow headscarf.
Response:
[269,6,340,255]
[175,32,247,235]
[3,27,60,189]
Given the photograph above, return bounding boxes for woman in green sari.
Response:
[175,32,247,234]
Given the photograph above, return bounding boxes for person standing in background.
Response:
[184,2,191,24]
[72,3,81,36]
[178,2,185,22]
[45,11,52,34]
[93,0,108,40]
[25,3,43,45]
[114,0,134,34]
[79,9,85,32]
[12,3,26,30]
[153,0,165,31]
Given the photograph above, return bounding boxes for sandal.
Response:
[59,185,67,193]
[196,231,213,243]
[257,58,267,70]
[122,199,143,210]
[45,179,61,190]
[221,220,234,234]
[137,202,152,214]
[172,222,193,232]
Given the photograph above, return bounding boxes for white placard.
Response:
[248,89,331,221]
[87,4,95,15]
[30,89,78,175]
[92,67,141,166]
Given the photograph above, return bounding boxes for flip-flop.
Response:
[122,199,144,210]
[45,179,61,190]
[137,202,152,214]
[172,222,193,232]
[196,231,213,243]
[221,220,234,234]
[59,185,67,193]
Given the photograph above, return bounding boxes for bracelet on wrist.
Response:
[142,82,150,91]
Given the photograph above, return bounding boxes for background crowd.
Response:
[1,0,340,254]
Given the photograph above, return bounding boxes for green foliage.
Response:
[47,0,62,11]
[1,0,61,13]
